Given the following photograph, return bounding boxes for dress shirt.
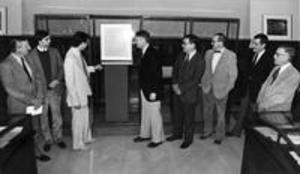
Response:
[211,48,224,73]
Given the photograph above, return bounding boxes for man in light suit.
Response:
[0,38,50,161]
[201,33,238,144]
[133,30,165,148]
[256,45,300,124]
[28,30,66,152]
[167,34,205,149]
[64,31,102,150]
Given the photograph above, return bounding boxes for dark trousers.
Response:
[232,90,256,135]
[172,95,196,143]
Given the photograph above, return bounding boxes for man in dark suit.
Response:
[229,33,274,136]
[28,30,66,152]
[201,33,238,144]
[133,30,165,148]
[166,34,205,149]
[0,38,50,161]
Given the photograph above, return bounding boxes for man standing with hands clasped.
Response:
[167,34,205,149]
[201,33,238,145]
[28,30,66,152]
[133,30,165,148]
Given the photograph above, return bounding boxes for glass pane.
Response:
[193,22,227,38]
[48,19,89,35]
[143,20,185,38]
[228,22,238,39]
[36,18,47,31]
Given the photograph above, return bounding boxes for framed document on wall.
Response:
[263,15,292,40]
[100,24,134,65]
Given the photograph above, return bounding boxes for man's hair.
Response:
[135,30,151,43]
[71,31,90,47]
[35,30,49,42]
[254,33,269,45]
[183,34,199,48]
[9,37,28,53]
[278,45,295,61]
[214,33,227,44]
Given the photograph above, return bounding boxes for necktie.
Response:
[184,54,189,62]
[214,50,221,53]
[252,53,258,65]
[81,56,89,78]
[270,67,280,84]
[21,57,32,82]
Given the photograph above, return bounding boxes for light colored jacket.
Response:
[64,47,95,107]
[201,48,238,99]
[0,54,42,114]
[257,64,300,111]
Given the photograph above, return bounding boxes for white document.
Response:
[26,106,43,116]
[100,24,134,65]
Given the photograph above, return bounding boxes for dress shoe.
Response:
[226,131,241,137]
[43,143,51,152]
[166,135,182,142]
[214,139,222,145]
[199,134,212,140]
[133,136,151,143]
[180,141,192,149]
[36,154,51,162]
[57,141,67,149]
[147,142,163,148]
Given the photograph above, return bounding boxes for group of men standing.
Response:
[133,31,238,148]
[133,30,300,149]
[0,31,67,161]
[0,30,104,161]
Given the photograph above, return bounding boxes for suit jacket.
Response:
[257,64,300,111]
[201,48,238,99]
[139,45,163,102]
[0,54,42,114]
[64,47,93,107]
[247,51,274,102]
[172,51,205,103]
[28,47,64,95]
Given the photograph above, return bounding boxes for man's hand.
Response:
[32,98,43,109]
[172,84,181,95]
[94,64,103,71]
[149,93,157,101]
[48,80,60,89]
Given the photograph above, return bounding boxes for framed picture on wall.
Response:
[0,7,7,35]
[263,14,292,40]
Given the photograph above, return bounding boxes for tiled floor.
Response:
[38,130,244,174]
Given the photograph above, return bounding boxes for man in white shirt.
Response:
[256,45,300,124]
[201,33,238,144]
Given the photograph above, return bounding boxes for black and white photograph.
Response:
[0,1,300,174]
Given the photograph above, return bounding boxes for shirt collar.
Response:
[37,46,48,52]
[11,53,23,64]
[279,62,291,74]
[188,50,197,60]
[142,44,149,55]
